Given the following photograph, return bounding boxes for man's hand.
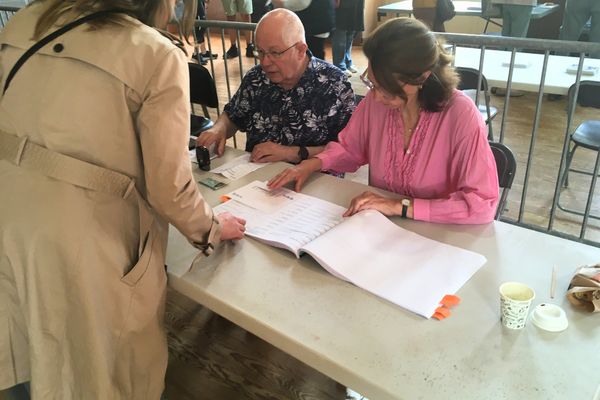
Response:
[197,126,227,156]
[217,212,246,240]
[267,158,322,192]
[343,191,408,218]
[250,141,297,163]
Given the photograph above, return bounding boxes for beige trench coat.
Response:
[0,4,221,399]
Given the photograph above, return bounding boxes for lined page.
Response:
[213,181,345,256]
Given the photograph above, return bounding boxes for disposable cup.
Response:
[499,282,536,329]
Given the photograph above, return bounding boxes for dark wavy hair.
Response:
[363,17,458,112]
[32,0,196,51]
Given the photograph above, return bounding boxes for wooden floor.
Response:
[171,38,600,399]
[165,289,346,400]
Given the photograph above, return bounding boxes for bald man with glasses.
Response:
[197,8,355,164]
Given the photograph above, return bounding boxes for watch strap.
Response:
[298,145,309,161]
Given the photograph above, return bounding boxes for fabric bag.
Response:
[481,0,502,19]
[566,265,600,312]
[436,0,456,22]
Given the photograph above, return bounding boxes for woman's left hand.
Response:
[343,191,404,217]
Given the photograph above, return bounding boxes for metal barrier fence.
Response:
[438,33,600,246]
[198,20,600,247]
[0,5,19,29]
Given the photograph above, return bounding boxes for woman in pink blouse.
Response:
[268,17,499,224]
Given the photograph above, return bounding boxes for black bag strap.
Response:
[3,9,123,95]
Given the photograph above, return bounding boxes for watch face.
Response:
[402,198,410,206]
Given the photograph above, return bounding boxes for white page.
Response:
[214,182,486,317]
[211,153,268,180]
[214,181,345,257]
[301,210,487,318]
[226,180,298,213]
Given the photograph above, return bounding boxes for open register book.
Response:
[213,181,487,318]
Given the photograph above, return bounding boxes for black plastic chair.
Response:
[457,67,498,141]
[188,62,219,141]
[490,141,517,220]
[557,81,600,219]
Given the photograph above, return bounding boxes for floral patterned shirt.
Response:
[224,57,356,152]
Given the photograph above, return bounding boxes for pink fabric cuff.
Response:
[316,153,331,171]
[413,198,431,222]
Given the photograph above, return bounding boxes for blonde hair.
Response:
[32,0,197,49]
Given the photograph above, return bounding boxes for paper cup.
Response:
[499,282,536,329]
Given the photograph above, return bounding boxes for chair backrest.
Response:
[566,80,600,128]
[456,67,488,92]
[188,63,218,109]
[457,66,496,140]
[490,141,517,220]
[567,80,600,110]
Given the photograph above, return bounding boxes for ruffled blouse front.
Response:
[317,89,499,224]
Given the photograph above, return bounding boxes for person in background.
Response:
[0,0,246,398]
[331,0,365,77]
[491,0,536,38]
[251,0,273,22]
[560,0,600,48]
[412,0,445,32]
[272,0,335,60]
[268,18,499,224]
[221,0,255,58]
[197,8,355,163]
[193,0,218,63]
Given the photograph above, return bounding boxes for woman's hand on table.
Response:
[344,191,411,218]
[267,158,322,192]
[217,212,246,240]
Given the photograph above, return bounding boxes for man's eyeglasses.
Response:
[253,42,299,60]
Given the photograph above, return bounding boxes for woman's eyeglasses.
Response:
[360,70,398,99]
[360,70,375,91]
[253,42,299,60]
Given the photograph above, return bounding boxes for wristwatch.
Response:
[298,145,309,161]
[401,198,411,218]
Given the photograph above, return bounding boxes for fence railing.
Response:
[197,20,600,247]
[0,5,19,29]
[437,33,600,246]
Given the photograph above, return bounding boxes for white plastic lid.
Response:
[530,303,568,332]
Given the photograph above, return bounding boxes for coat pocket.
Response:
[121,224,156,287]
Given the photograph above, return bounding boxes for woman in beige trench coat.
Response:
[0,0,246,398]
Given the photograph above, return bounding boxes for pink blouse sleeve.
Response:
[317,94,372,173]
[413,96,499,224]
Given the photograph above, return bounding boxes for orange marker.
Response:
[440,294,461,307]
